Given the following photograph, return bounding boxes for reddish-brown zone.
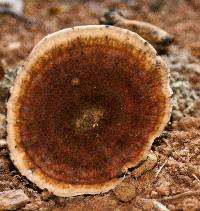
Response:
[16,40,166,184]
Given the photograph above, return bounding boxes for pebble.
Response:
[156,181,171,196]
[0,189,29,210]
[172,110,183,120]
[0,139,7,149]
[142,200,154,211]
[55,197,66,207]
[179,149,190,156]
[114,181,137,202]
[7,42,21,51]
[0,113,6,139]
[150,190,158,197]
[167,204,176,210]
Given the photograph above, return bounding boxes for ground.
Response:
[0,0,200,210]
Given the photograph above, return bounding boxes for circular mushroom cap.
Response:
[7,25,172,197]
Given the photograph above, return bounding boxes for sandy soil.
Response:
[0,0,200,210]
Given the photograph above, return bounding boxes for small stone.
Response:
[0,113,6,139]
[132,151,158,178]
[150,190,158,197]
[141,200,154,211]
[23,202,40,210]
[114,181,137,202]
[55,197,66,207]
[0,189,29,210]
[189,73,200,84]
[167,204,176,210]
[8,42,21,51]
[166,157,179,168]
[156,181,171,196]
[0,139,7,149]
[172,110,183,120]
[179,149,189,156]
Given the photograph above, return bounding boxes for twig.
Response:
[163,139,171,149]
[155,158,168,178]
[99,10,173,52]
[143,199,169,211]
[158,190,200,202]
[152,199,169,211]
[192,174,200,182]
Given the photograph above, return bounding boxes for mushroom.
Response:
[100,10,174,53]
[7,25,172,197]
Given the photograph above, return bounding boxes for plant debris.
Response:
[99,10,173,52]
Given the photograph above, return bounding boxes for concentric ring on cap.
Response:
[7,25,172,197]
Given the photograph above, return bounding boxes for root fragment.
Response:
[155,158,168,178]
[158,190,200,202]
[100,10,173,52]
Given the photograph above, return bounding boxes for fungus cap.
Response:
[7,25,172,197]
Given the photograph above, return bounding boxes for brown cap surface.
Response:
[7,25,172,197]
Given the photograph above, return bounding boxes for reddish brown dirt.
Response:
[0,0,200,210]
